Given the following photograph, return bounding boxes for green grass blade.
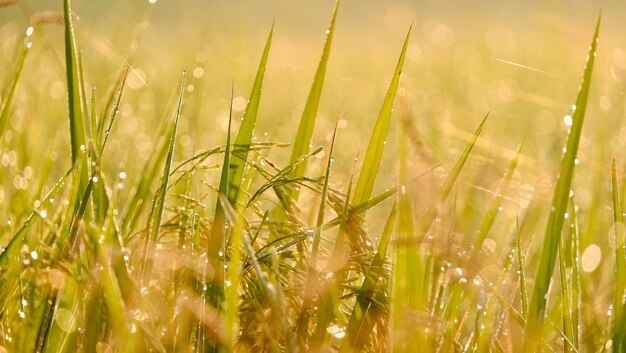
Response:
[122,120,172,234]
[0,27,31,136]
[209,86,234,261]
[0,169,70,266]
[287,0,339,201]
[516,218,528,321]
[311,123,338,267]
[611,159,626,352]
[140,70,186,277]
[416,114,488,238]
[296,122,339,347]
[470,141,523,261]
[558,227,575,353]
[228,25,273,203]
[88,86,109,226]
[204,87,235,344]
[392,110,428,352]
[98,68,128,140]
[523,15,600,352]
[64,0,88,165]
[325,157,357,272]
[569,195,582,349]
[351,23,411,205]
[89,85,98,150]
[99,70,128,153]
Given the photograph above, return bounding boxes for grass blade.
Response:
[470,141,523,261]
[523,15,600,352]
[140,70,186,277]
[287,0,339,201]
[392,108,427,352]
[205,87,235,350]
[516,218,529,321]
[351,23,412,205]
[416,114,488,239]
[122,120,173,234]
[611,159,626,353]
[63,0,87,165]
[228,25,273,203]
[0,27,32,136]
[296,122,339,347]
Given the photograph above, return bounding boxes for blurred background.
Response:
[0,0,624,249]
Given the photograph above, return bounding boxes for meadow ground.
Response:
[0,0,625,352]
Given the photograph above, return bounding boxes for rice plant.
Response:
[0,0,623,352]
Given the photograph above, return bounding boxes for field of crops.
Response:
[0,0,625,352]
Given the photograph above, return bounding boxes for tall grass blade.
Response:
[140,70,186,276]
[351,23,411,206]
[287,0,339,201]
[516,218,528,321]
[205,87,235,351]
[0,27,32,136]
[228,25,273,203]
[611,159,626,353]
[523,15,600,352]
[296,122,339,348]
[470,141,523,261]
[392,109,426,352]
[63,0,87,166]
[417,114,488,239]
[122,120,172,234]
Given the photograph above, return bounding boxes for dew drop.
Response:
[563,115,573,127]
